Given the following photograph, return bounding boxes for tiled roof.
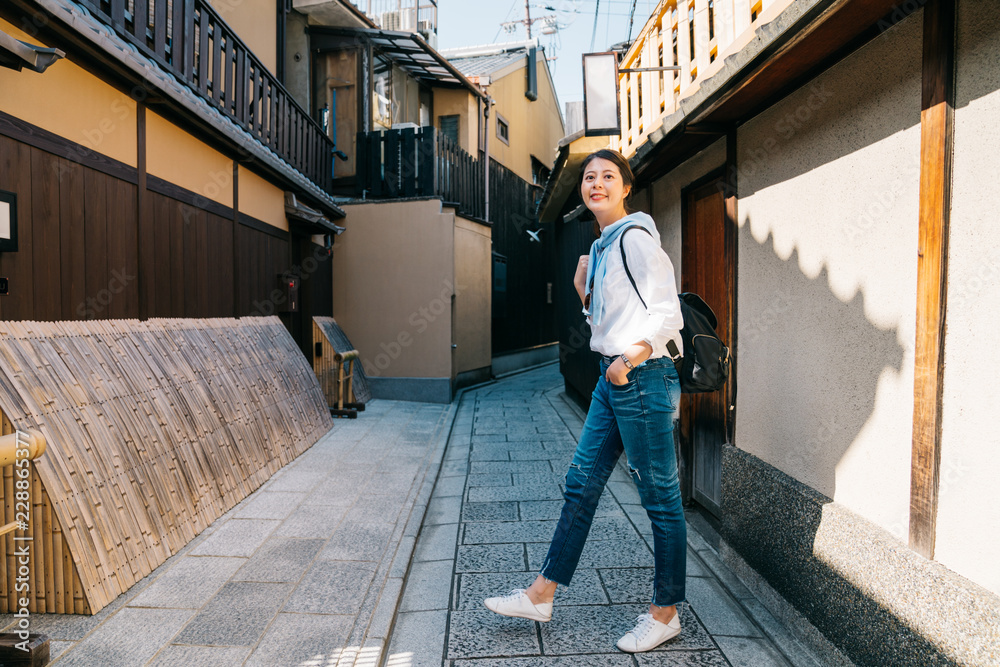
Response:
[447,49,528,77]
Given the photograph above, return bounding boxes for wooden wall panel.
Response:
[58,158,87,320]
[0,317,332,614]
[0,136,33,321]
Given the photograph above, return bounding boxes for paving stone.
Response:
[414,522,459,562]
[714,636,791,667]
[386,610,449,667]
[189,519,280,558]
[697,548,754,599]
[622,503,654,535]
[471,460,554,474]
[539,603,713,655]
[305,477,370,505]
[432,475,467,498]
[273,502,348,538]
[173,582,290,646]
[458,569,608,609]
[425,495,463,525]
[463,519,557,544]
[685,577,762,637]
[527,535,652,570]
[512,472,566,487]
[446,609,541,659]
[320,521,394,561]
[462,501,519,522]
[456,543,527,573]
[149,645,252,666]
[368,576,405,639]
[508,448,573,462]
[454,656,633,667]
[48,640,74,661]
[283,560,377,615]
[365,472,419,496]
[54,608,194,667]
[128,556,244,608]
[231,538,325,583]
[740,599,824,667]
[598,567,657,604]
[265,469,328,493]
[232,491,308,520]
[399,559,455,612]
[518,498,624,521]
[635,650,731,666]
[342,494,408,524]
[607,481,642,505]
[469,445,514,461]
[440,459,471,475]
[471,433,509,443]
[467,484,564,503]
[391,536,417,578]
[467,472,513,486]
[243,612,354,667]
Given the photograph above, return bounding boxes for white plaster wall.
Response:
[648,138,728,291]
[936,0,1000,597]
[734,11,923,536]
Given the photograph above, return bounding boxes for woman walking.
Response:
[484,149,687,653]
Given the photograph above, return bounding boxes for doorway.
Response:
[680,173,735,517]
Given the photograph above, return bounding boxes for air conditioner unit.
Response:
[418,19,435,34]
[380,10,403,31]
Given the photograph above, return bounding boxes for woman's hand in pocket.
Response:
[605,357,630,386]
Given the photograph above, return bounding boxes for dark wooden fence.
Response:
[489,160,556,355]
[355,126,485,220]
[77,0,334,193]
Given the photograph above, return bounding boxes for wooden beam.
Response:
[137,103,148,320]
[909,0,955,560]
[724,128,739,444]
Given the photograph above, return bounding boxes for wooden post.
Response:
[909,0,955,560]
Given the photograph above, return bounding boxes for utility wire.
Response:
[589,0,600,51]
[626,0,638,42]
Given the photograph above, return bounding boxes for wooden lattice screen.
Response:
[0,317,333,614]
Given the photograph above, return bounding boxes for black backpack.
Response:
[619,226,731,394]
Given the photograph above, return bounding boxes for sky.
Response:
[436,0,659,110]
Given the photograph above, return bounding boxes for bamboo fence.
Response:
[0,317,333,614]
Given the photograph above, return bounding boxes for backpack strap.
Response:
[619,225,683,362]
[619,225,652,310]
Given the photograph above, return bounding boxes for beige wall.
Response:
[239,165,287,231]
[147,111,234,207]
[0,18,137,167]
[734,11,922,537]
[936,0,1000,597]
[433,88,480,154]
[488,55,565,182]
[453,214,492,375]
[332,199,455,379]
[210,0,278,73]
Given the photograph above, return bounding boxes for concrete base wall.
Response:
[721,445,1000,666]
[367,377,452,404]
[491,343,560,377]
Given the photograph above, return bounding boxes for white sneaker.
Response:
[483,589,553,622]
[616,612,682,652]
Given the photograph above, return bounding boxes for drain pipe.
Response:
[483,94,493,222]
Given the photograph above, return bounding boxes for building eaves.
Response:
[628,0,913,182]
[311,26,488,101]
[19,0,346,219]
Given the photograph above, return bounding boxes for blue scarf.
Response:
[585,212,660,327]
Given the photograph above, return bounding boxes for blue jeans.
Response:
[540,356,686,607]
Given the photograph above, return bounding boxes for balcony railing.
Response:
[77,0,334,193]
[356,126,485,220]
[348,0,438,35]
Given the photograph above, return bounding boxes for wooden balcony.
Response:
[77,0,334,193]
[355,126,485,221]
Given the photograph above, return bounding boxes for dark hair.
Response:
[578,148,636,235]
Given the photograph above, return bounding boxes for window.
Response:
[530,156,550,185]
[496,114,509,145]
[688,5,695,62]
[751,0,762,22]
[440,115,459,144]
[708,0,715,40]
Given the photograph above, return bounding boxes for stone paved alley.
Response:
[17,364,830,666]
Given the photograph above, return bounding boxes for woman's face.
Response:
[581,157,630,221]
